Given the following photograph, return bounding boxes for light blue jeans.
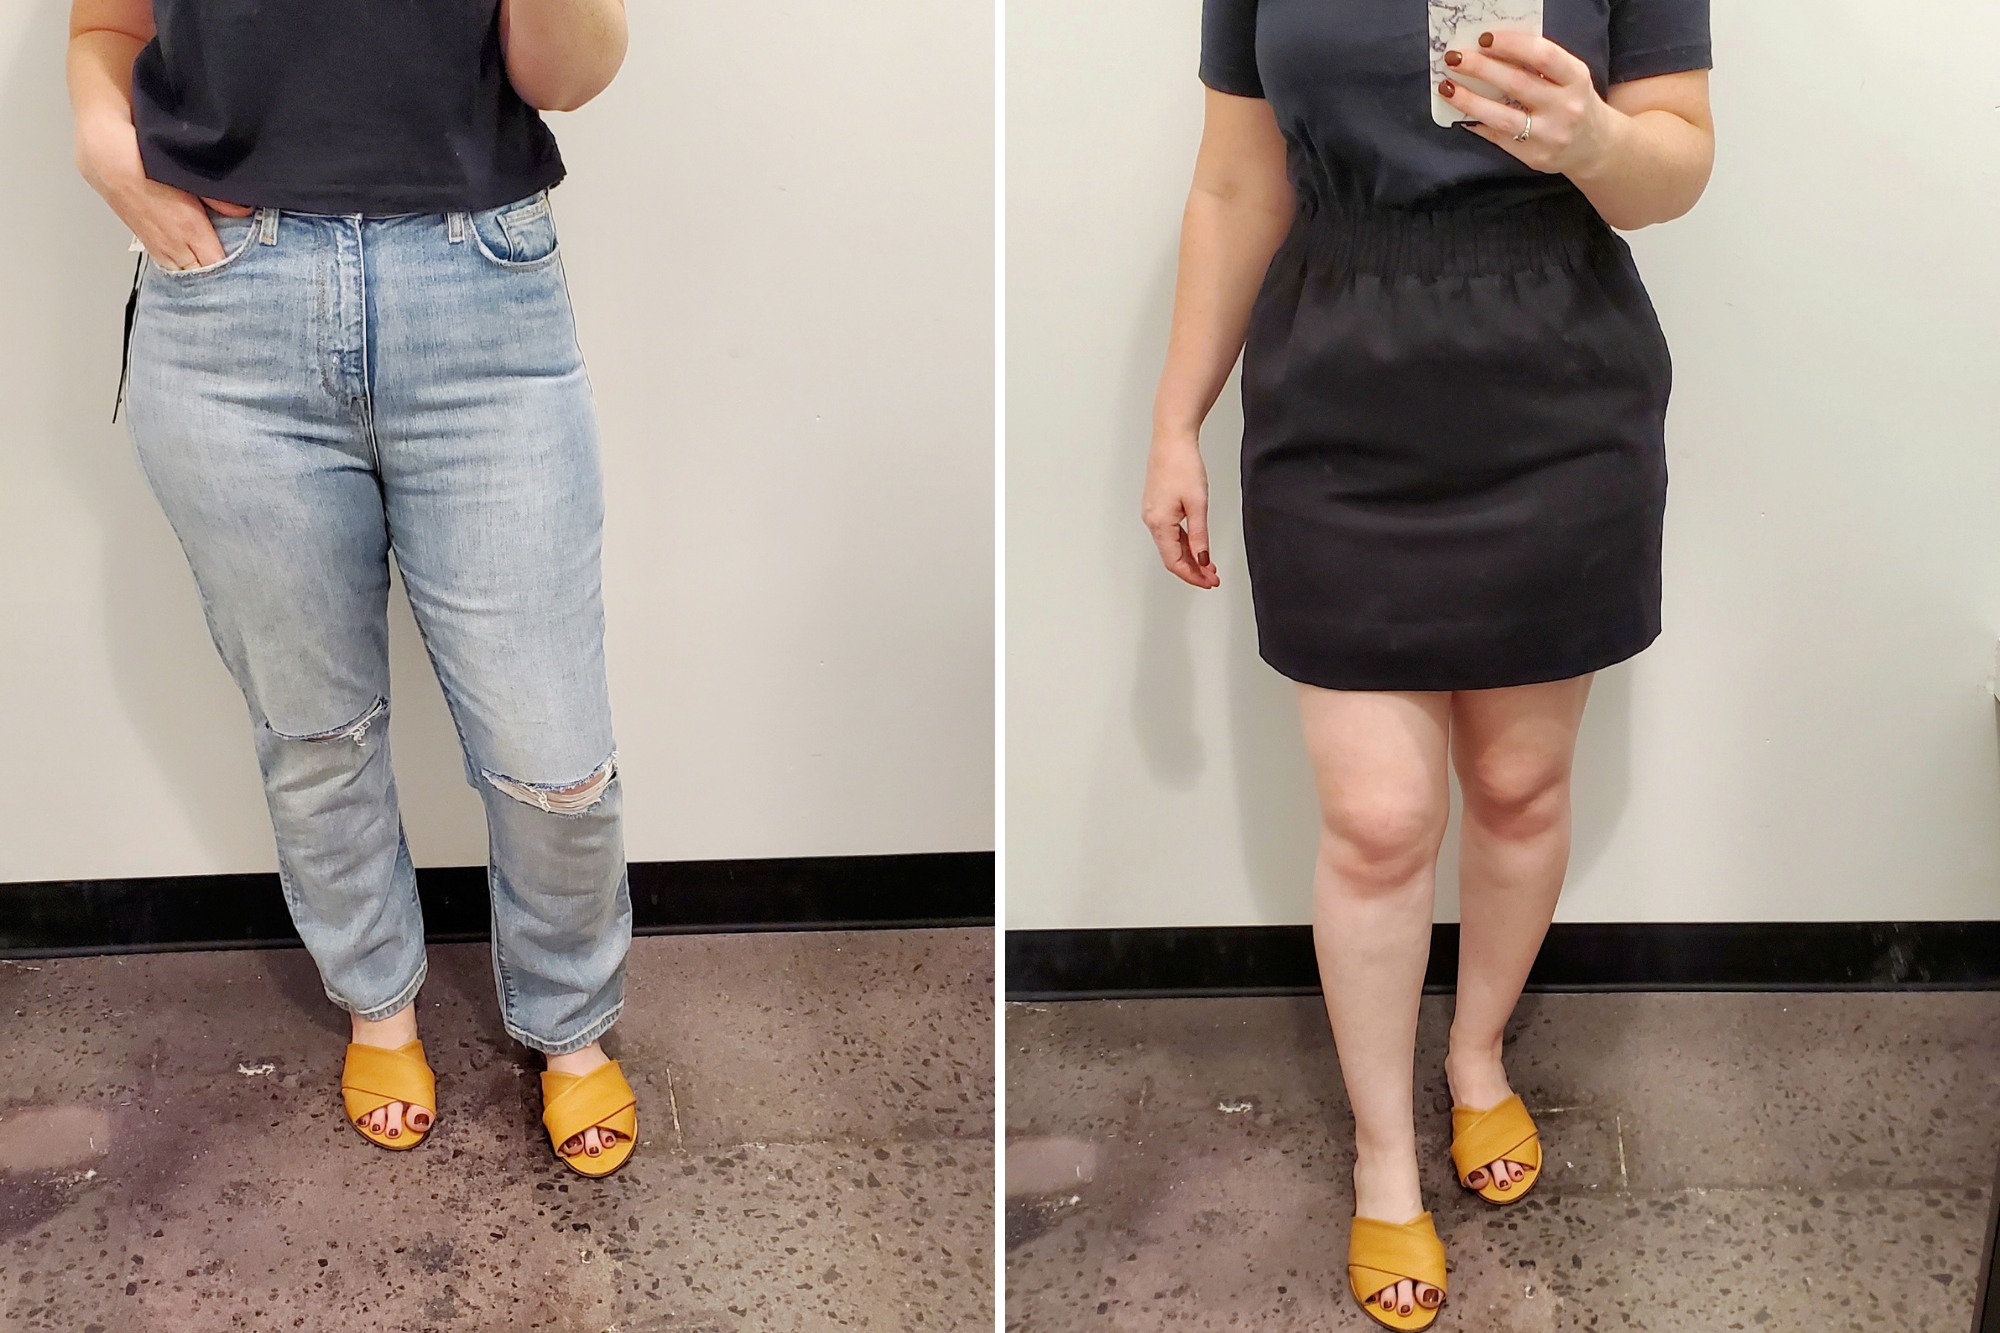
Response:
[124,191,630,1055]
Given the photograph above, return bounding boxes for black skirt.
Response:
[1239,190,1671,692]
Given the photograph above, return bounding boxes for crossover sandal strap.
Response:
[541,1060,638,1149]
[1450,1093,1539,1182]
[1348,1212,1448,1297]
[341,1039,436,1118]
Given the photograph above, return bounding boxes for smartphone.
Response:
[1428,0,1545,128]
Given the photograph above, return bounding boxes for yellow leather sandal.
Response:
[1449,1093,1542,1204]
[1349,1211,1447,1331]
[541,1059,638,1178]
[341,1039,436,1150]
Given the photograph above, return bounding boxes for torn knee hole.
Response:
[270,697,387,746]
[483,754,617,815]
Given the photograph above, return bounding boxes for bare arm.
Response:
[1440,33,1713,229]
[1580,72,1713,228]
[501,0,629,113]
[68,0,247,269]
[1142,89,1295,588]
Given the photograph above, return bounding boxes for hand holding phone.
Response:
[1428,0,1544,128]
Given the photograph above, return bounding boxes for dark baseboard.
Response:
[1005,920,2000,1000]
[0,851,994,958]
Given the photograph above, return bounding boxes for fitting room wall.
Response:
[1008,0,2000,929]
[0,0,993,879]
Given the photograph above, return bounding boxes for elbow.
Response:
[521,69,615,113]
[1599,172,1713,232]
[1601,203,1687,233]
[511,33,628,112]
[534,90,594,114]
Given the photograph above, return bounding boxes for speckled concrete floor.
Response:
[0,927,993,1332]
[1004,992,2000,1332]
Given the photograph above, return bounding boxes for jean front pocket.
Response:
[147,211,263,281]
[470,191,561,269]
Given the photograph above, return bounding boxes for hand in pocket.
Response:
[77,117,253,269]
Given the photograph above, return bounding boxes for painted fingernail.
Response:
[1444,50,1461,66]
[1438,79,1455,97]
[1198,550,1211,567]
[1479,30,1495,47]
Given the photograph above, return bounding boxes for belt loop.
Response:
[447,211,466,244]
[258,208,278,245]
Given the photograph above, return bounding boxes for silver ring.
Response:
[1514,114,1532,143]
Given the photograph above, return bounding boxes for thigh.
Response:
[125,219,391,734]
[366,209,612,782]
[1449,676,1593,796]
[1296,685,1454,836]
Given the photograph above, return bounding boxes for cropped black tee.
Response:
[1199,0,1711,210]
[131,0,565,214]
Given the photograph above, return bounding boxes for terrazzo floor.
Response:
[0,927,994,1332]
[1004,991,2000,1332]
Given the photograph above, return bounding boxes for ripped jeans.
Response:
[122,194,630,1055]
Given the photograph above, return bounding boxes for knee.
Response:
[1319,789,1445,893]
[1459,752,1569,839]
[482,752,618,817]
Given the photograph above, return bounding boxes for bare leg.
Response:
[1445,675,1592,1192]
[1299,684,1452,1317]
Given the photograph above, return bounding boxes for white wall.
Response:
[1007,0,2000,929]
[0,0,993,879]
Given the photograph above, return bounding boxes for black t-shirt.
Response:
[1200,0,1711,210]
[131,0,565,214]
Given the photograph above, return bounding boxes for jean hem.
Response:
[505,999,624,1057]
[326,956,429,1024]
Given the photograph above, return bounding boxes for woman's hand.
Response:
[1439,32,1713,229]
[1437,30,1614,178]
[69,3,252,270]
[1142,434,1221,589]
[74,94,250,271]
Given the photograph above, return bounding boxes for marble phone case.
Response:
[1428,0,1544,127]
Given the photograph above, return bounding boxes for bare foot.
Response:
[351,1005,433,1140]
[546,1041,626,1159]
[1444,1039,1532,1194]
[1352,1142,1444,1317]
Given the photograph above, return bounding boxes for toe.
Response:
[385,1102,404,1139]
[1417,1282,1443,1309]
[1397,1278,1414,1316]
[1465,1166,1488,1189]
[1490,1158,1511,1190]
[368,1107,387,1135]
[584,1127,603,1156]
[561,1134,584,1156]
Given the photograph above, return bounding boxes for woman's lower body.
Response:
[122,194,636,1170]
[1239,191,1672,1325]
